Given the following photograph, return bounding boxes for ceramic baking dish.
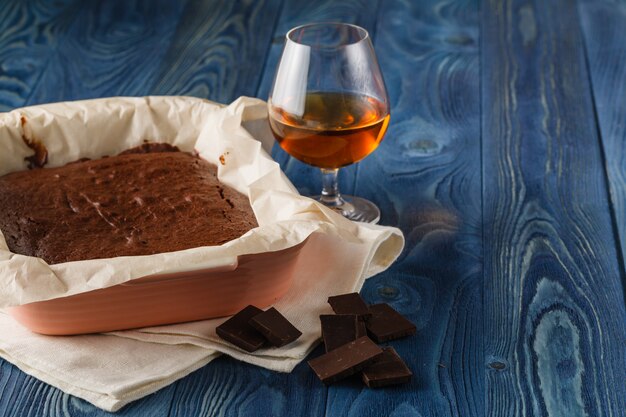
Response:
[8,239,306,335]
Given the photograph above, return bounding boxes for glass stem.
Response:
[319,168,345,207]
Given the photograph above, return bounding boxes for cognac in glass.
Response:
[268,23,390,223]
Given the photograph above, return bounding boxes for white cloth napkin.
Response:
[0,311,218,412]
[0,222,402,412]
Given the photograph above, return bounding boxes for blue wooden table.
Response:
[1,0,625,415]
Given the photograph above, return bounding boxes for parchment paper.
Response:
[0,96,404,308]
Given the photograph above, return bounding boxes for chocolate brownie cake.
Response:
[0,144,258,264]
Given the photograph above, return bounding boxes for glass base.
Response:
[314,194,381,224]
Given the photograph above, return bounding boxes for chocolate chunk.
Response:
[249,307,302,347]
[361,347,412,387]
[327,293,371,319]
[216,305,266,352]
[365,303,416,343]
[320,314,367,352]
[308,336,383,384]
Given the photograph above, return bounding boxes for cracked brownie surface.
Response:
[0,144,257,264]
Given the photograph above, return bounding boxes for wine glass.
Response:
[268,22,390,223]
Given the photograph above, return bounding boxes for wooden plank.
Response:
[167,350,326,417]
[578,0,626,298]
[0,0,81,110]
[151,0,282,104]
[324,0,483,415]
[256,0,381,197]
[0,360,175,417]
[482,1,626,416]
[26,0,188,104]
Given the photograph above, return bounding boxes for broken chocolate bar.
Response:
[327,293,371,319]
[216,305,266,352]
[308,336,383,384]
[249,307,302,347]
[320,314,367,352]
[361,347,412,387]
[365,303,416,343]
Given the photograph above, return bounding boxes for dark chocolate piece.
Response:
[320,314,367,352]
[216,305,266,352]
[249,307,302,347]
[308,336,383,384]
[327,293,371,319]
[361,347,412,387]
[365,303,417,343]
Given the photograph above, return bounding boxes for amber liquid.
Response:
[268,92,390,169]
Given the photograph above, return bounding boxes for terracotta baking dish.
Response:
[8,239,306,335]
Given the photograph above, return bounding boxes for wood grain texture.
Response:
[578,0,626,297]
[167,350,326,417]
[482,1,626,416]
[325,0,483,416]
[258,0,381,198]
[26,0,188,104]
[0,0,81,110]
[152,0,282,103]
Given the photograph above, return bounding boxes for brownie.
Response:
[0,144,258,264]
